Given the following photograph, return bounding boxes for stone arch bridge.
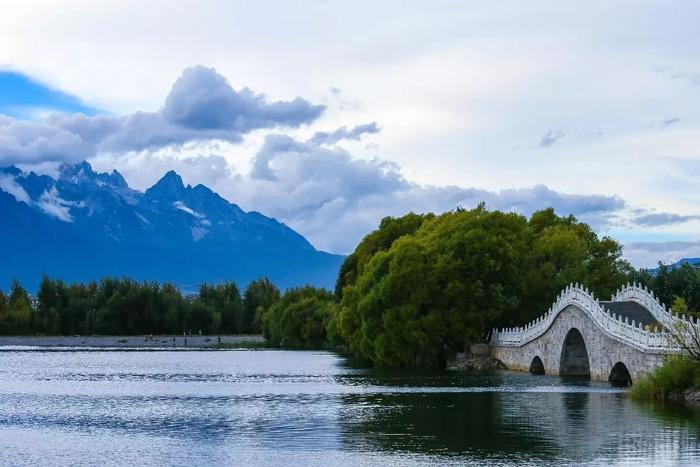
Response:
[489,283,695,385]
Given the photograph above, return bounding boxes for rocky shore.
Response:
[0,335,265,349]
[666,387,700,407]
[446,343,507,371]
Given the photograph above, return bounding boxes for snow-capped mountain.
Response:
[0,161,344,291]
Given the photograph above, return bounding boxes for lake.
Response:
[0,349,698,466]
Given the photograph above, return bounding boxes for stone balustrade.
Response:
[489,283,697,352]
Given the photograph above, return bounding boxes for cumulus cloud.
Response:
[308,121,379,145]
[0,115,94,163]
[0,66,324,165]
[95,131,627,254]
[633,212,700,227]
[163,66,324,131]
[219,134,625,252]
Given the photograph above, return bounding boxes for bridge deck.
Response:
[599,301,660,327]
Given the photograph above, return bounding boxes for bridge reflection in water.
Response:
[338,371,700,465]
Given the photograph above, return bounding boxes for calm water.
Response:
[0,350,699,466]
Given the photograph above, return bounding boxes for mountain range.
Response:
[0,161,344,292]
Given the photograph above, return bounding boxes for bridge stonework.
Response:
[490,305,665,382]
[488,283,694,384]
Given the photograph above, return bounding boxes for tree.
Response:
[0,279,33,335]
[261,286,335,348]
[332,206,632,368]
[243,277,281,333]
[627,262,700,316]
[672,296,690,316]
[335,212,433,299]
[37,275,65,334]
[198,282,244,333]
[333,206,531,367]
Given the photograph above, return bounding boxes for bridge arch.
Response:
[490,283,673,381]
[559,328,591,378]
[608,362,632,387]
[529,356,545,375]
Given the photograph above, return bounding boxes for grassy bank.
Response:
[631,356,700,401]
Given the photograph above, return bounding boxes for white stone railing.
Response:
[489,283,698,352]
[611,283,676,329]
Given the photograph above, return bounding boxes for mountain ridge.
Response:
[0,161,344,292]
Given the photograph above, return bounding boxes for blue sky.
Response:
[0,71,97,118]
[0,1,699,266]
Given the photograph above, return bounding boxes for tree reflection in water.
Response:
[335,370,700,464]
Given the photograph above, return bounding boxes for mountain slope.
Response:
[0,162,344,291]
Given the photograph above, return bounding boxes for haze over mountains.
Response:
[0,161,344,291]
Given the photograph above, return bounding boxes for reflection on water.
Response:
[0,350,697,466]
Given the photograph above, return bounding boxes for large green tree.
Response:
[332,206,632,368]
[243,277,281,333]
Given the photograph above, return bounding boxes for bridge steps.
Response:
[599,301,660,328]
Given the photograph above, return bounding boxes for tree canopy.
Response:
[261,286,336,349]
[331,206,633,367]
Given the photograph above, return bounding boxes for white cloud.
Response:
[0,174,31,204]
[36,186,73,222]
[624,240,700,269]
[0,66,323,166]
[1,3,700,263]
[100,133,628,254]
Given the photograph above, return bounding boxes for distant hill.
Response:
[647,257,700,274]
[669,257,700,269]
[0,161,344,291]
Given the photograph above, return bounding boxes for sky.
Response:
[0,0,699,266]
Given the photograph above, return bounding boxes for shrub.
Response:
[261,286,336,349]
[631,356,700,400]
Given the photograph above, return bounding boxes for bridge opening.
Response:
[608,362,632,387]
[559,328,591,378]
[529,356,545,375]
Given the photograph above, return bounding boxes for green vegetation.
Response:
[631,357,700,401]
[629,262,700,317]
[0,280,33,335]
[330,205,632,367]
[261,286,336,349]
[244,278,282,333]
[0,275,281,336]
[6,205,700,371]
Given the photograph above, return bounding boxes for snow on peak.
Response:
[173,201,205,220]
[191,226,208,242]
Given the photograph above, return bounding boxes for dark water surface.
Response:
[0,350,698,466]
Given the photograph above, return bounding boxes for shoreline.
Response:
[0,335,266,350]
